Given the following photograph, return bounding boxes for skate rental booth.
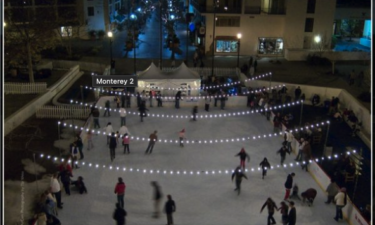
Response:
[136,62,201,98]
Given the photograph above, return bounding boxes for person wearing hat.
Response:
[235,148,250,170]
[178,129,185,147]
[334,188,347,221]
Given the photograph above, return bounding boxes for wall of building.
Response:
[84,0,106,32]
[334,7,371,20]
[203,14,285,56]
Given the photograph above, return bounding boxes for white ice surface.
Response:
[57,98,346,225]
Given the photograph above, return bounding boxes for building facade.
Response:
[191,0,337,58]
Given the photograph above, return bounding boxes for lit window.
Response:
[216,40,238,53]
[258,38,283,55]
[61,26,73,37]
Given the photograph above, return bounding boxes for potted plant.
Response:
[98,30,105,39]
[89,30,96,40]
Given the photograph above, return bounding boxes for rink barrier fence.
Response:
[4,82,47,94]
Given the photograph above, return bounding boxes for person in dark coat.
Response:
[145,131,158,154]
[151,181,163,218]
[121,95,126,108]
[71,176,87,194]
[289,184,301,200]
[301,188,317,206]
[278,201,289,225]
[109,132,117,162]
[220,91,226,110]
[125,93,131,108]
[260,197,278,225]
[75,135,84,160]
[59,168,72,195]
[92,108,100,128]
[192,106,198,121]
[325,179,339,204]
[139,100,148,122]
[284,173,295,200]
[259,157,271,179]
[294,86,301,101]
[156,91,163,107]
[104,100,111,116]
[136,92,141,107]
[175,91,181,109]
[164,195,176,225]
[231,166,248,195]
[113,203,127,225]
[288,201,296,225]
[235,148,250,170]
[277,143,290,165]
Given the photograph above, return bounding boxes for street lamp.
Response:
[130,14,137,75]
[107,31,113,73]
[237,33,242,68]
[314,35,321,44]
[211,0,219,76]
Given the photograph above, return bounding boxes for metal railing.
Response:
[4,82,47,94]
[36,105,91,119]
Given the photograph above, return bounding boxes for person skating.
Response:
[278,201,289,225]
[294,86,301,101]
[119,107,127,126]
[109,132,117,162]
[284,173,295,200]
[284,129,294,153]
[334,188,347,221]
[136,92,141,107]
[122,133,130,154]
[71,176,88,194]
[149,90,154,107]
[260,197,278,225]
[87,130,94,150]
[125,92,131,108]
[119,125,130,136]
[287,201,296,225]
[220,91,226,110]
[121,94,126,108]
[301,188,317,206]
[50,173,63,209]
[235,148,250,170]
[178,129,185,147]
[75,135,84,160]
[259,157,271,179]
[92,108,100,128]
[175,91,181,109]
[105,122,114,145]
[295,138,305,161]
[231,166,248,195]
[139,100,148,122]
[164,195,176,225]
[156,91,163,107]
[151,181,163,218]
[325,179,339,204]
[277,143,290,165]
[205,96,211,112]
[192,106,198,121]
[114,177,126,209]
[113,203,127,225]
[289,184,301,201]
[145,130,158,154]
[59,168,72,195]
[70,142,80,169]
[104,99,111,116]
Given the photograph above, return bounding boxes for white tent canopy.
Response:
[137,63,201,97]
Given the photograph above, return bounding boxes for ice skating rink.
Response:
[58,97,347,225]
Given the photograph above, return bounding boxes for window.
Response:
[216,16,240,27]
[216,40,239,52]
[307,0,316,13]
[258,38,283,55]
[304,18,314,32]
[88,7,95,16]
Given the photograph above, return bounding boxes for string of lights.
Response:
[89,72,272,91]
[84,84,284,99]
[70,100,303,120]
[39,149,356,176]
[58,119,328,145]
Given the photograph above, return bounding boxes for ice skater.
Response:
[178,129,185,147]
[325,179,339,204]
[164,195,176,225]
[231,166,248,195]
[288,201,297,225]
[109,132,117,162]
[259,157,271,179]
[151,181,163,218]
[113,203,127,225]
[278,201,289,225]
[277,143,290,165]
[289,184,301,201]
[145,131,158,154]
[301,188,317,206]
[235,148,250,170]
[139,100,148,122]
[114,177,126,209]
[192,106,198,121]
[284,173,295,200]
[260,197,278,225]
[334,188,347,222]
[105,122,114,145]
[175,91,181,109]
[104,99,111,116]
[122,133,130,154]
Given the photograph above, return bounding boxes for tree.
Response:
[4,4,59,82]
[340,19,362,41]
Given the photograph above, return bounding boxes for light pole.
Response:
[107,31,113,74]
[211,2,217,76]
[159,0,163,69]
[130,14,137,75]
[314,35,322,56]
[237,33,242,68]
[185,0,190,64]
